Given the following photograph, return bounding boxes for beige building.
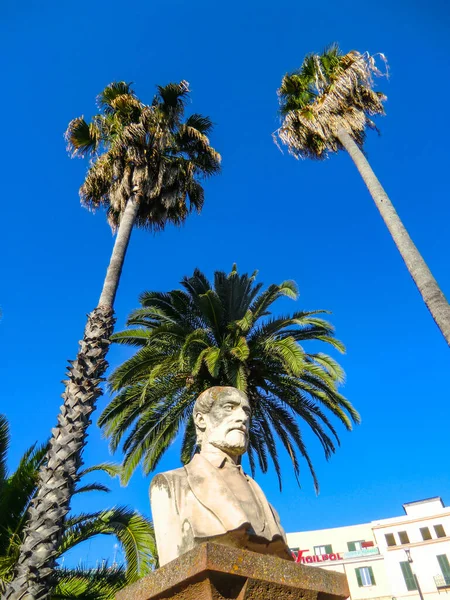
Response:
[287,497,450,600]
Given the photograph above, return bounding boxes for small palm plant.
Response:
[99,265,360,490]
[0,415,156,599]
[276,44,450,346]
[7,81,219,600]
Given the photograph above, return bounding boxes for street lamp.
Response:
[405,548,425,600]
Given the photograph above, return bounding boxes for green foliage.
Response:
[0,415,47,578]
[65,80,221,232]
[0,416,156,598]
[276,44,388,159]
[58,508,156,581]
[52,565,127,599]
[99,267,360,491]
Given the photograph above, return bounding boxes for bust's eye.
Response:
[223,404,233,411]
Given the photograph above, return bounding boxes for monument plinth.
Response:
[122,387,348,599]
[116,542,349,600]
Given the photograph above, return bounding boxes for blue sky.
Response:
[1,0,449,568]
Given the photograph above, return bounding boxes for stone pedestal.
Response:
[116,542,349,600]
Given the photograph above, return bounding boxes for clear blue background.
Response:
[1,0,449,567]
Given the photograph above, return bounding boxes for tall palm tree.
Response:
[275,44,450,346]
[6,82,220,600]
[0,415,156,599]
[99,265,360,491]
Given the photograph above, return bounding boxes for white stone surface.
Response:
[150,386,292,566]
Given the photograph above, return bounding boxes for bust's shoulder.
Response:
[150,466,187,492]
[242,470,257,485]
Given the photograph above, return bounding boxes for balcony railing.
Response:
[434,574,450,588]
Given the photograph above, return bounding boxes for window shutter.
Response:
[368,566,376,585]
[385,533,396,547]
[399,531,410,545]
[435,525,446,538]
[437,555,450,578]
[355,568,363,587]
[325,544,333,554]
[348,542,356,551]
[420,527,432,541]
[400,562,418,591]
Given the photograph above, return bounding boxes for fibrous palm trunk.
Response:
[336,128,450,347]
[6,197,139,600]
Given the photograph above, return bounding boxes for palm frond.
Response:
[276,46,387,159]
[0,440,47,545]
[0,415,9,484]
[65,117,101,157]
[102,265,358,489]
[185,113,214,134]
[78,463,122,479]
[58,508,156,579]
[52,564,127,599]
[74,483,110,495]
[97,81,135,113]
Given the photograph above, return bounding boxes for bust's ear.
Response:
[194,411,206,431]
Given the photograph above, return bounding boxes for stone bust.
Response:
[150,386,293,566]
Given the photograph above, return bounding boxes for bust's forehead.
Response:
[216,389,249,407]
[194,386,250,416]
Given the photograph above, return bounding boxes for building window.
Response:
[356,566,376,587]
[437,555,450,584]
[314,545,332,555]
[385,533,396,547]
[435,525,446,538]
[348,540,365,551]
[420,527,432,541]
[399,531,410,545]
[400,561,418,591]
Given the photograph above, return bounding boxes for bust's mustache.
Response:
[226,425,248,434]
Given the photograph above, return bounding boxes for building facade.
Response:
[287,497,450,600]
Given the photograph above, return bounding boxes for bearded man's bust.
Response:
[150,386,293,566]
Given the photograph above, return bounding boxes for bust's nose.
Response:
[234,406,249,426]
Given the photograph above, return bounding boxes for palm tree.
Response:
[0,415,156,599]
[99,265,360,491]
[6,81,220,600]
[275,44,450,346]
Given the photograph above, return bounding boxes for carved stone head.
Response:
[193,387,251,456]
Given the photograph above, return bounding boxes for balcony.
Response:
[434,574,450,588]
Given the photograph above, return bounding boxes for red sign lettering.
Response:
[293,549,344,564]
[293,549,310,563]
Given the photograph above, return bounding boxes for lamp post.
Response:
[405,548,425,600]
[113,543,119,568]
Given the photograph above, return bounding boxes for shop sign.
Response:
[292,549,343,564]
[292,547,379,564]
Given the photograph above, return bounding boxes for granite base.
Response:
[116,542,349,600]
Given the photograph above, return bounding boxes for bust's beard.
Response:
[209,429,248,456]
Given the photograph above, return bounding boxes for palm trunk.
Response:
[336,128,450,347]
[6,197,139,600]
